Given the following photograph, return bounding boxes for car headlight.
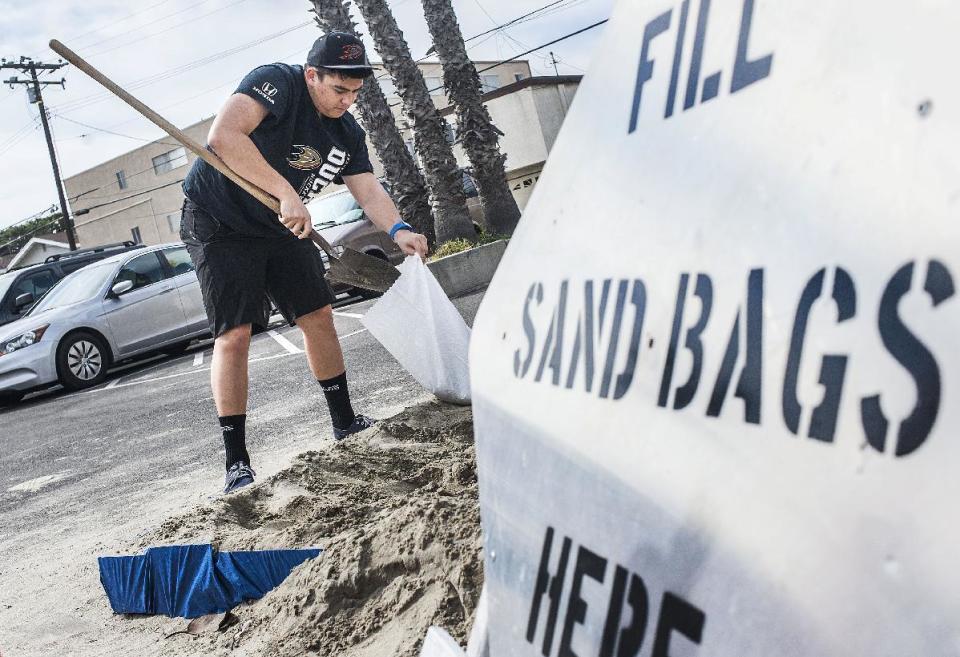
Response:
[0,325,49,356]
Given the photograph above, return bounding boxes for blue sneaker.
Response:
[333,414,376,441]
[223,462,255,494]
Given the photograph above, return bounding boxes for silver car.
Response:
[0,243,208,404]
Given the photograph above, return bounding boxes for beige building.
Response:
[65,121,212,247]
[64,61,579,246]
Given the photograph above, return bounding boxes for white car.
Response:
[0,243,208,405]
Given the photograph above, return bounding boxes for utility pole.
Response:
[549,51,560,77]
[2,56,77,250]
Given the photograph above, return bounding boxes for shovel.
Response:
[49,39,401,294]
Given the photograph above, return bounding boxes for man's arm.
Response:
[343,172,428,257]
[207,94,313,239]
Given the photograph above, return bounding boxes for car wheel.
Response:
[0,390,25,407]
[56,331,110,391]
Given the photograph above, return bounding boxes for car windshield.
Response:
[308,193,361,227]
[28,262,114,314]
[0,269,19,302]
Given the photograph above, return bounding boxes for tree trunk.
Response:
[310,0,436,246]
[352,0,476,244]
[421,0,521,235]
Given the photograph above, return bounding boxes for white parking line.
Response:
[334,311,364,319]
[268,330,303,354]
[70,327,368,397]
[193,351,204,366]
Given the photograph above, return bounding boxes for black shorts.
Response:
[180,198,334,337]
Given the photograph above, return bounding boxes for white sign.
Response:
[470,0,959,655]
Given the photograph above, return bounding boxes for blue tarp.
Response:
[98,544,321,618]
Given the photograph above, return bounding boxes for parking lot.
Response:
[0,289,483,655]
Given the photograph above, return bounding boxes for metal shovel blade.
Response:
[326,248,400,294]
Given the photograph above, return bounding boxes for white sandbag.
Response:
[362,255,471,404]
[418,626,465,657]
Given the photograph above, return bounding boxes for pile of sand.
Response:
[137,400,482,656]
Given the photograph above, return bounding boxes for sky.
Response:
[0,0,612,231]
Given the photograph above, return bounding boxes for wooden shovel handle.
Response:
[49,39,337,257]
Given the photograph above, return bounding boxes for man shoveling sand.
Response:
[179,31,428,494]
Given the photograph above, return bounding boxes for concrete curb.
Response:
[428,239,509,298]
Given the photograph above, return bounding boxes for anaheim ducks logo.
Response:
[340,44,364,61]
[287,145,324,171]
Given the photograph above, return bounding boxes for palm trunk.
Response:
[310,1,436,245]
[421,0,521,236]
[352,0,476,244]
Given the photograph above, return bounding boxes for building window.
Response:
[481,75,501,93]
[116,170,127,190]
[131,226,142,244]
[444,121,456,145]
[166,213,179,234]
[152,147,188,175]
[423,76,443,94]
[514,73,525,82]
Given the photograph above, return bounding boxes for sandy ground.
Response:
[0,291,486,657]
[3,400,480,657]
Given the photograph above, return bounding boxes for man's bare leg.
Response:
[211,324,252,415]
[296,305,344,378]
[212,325,256,490]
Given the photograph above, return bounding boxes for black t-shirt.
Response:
[183,63,373,237]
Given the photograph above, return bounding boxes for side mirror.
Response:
[110,280,135,297]
[14,292,34,312]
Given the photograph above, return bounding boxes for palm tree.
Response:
[421,0,521,235]
[352,0,476,244]
[310,0,436,246]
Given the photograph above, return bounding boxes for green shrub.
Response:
[429,232,508,261]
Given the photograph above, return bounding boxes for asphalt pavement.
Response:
[0,288,485,655]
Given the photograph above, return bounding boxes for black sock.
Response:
[318,371,356,430]
[219,414,249,470]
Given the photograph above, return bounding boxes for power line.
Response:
[376,0,576,82]
[74,204,185,230]
[43,0,178,52]
[74,179,185,213]
[85,0,251,58]
[0,116,42,154]
[55,115,181,147]
[0,217,66,254]
[68,162,167,202]
[388,18,608,107]
[75,0,218,53]
[52,21,312,115]
[0,205,58,233]
[474,19,608,75]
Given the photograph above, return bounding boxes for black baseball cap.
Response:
[307,32,373,74]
